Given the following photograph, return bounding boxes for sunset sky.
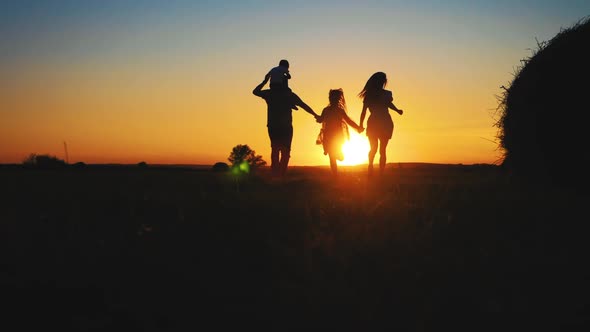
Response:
[1,1,588,166]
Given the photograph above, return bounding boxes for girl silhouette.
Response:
[317,88,363,176]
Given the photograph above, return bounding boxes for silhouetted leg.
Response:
[269,127,292,177]
[279,146,290,177]
[379,138,389,175]
[270,147,280,176]
[279,127,293,177]
[268,128,281,176]
[329,155,338,176]
[368,136,378,176]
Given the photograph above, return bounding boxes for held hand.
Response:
[315,115,322,123]
[398,109,403,115]
[357,126,364,134]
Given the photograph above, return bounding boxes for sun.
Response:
[341,131,369,166]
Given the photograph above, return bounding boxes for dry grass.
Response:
[0,164,588,331]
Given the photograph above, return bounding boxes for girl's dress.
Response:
[319,105,355,161]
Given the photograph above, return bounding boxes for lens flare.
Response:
[239,161,250,173]
[341,131,369,166]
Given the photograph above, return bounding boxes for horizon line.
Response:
[0,161,500,167]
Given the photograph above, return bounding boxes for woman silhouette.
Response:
[358,72,404,176]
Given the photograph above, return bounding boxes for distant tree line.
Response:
[22,143,267,172]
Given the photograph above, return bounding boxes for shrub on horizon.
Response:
[22,153,67,169]
[212,162,230,172]
[227,144,266,174]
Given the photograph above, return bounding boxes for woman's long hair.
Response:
[358,72,387,103]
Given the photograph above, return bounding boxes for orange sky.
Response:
[2,1,587,166]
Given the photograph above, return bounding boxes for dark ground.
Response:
[1,164,588,331]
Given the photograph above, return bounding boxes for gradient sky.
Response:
[1,1,589,166]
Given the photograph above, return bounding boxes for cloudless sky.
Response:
[1,1,589,165]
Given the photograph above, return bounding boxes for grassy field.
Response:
[1,164,588,331]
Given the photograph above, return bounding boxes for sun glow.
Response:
[341,131,369,166]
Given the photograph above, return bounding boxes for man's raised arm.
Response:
[253,74,270,97]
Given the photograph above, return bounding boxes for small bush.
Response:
[212,162,230,172]
[22,153,67,169]
[228,144,266,174]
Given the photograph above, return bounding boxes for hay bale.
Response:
[496,16,590,189]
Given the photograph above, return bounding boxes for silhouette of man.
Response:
[253,73,319,177]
